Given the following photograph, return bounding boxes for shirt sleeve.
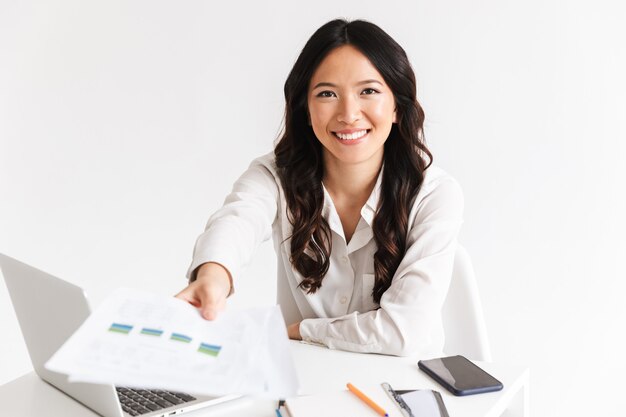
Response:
[186,155,279,285]
[298,175,464,356]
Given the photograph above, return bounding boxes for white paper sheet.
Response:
[45,287,299,398]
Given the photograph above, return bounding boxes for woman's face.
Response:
[307,45,397,169]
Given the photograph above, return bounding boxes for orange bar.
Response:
[346,383,389,417]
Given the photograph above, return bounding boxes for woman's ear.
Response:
[392,108,397,124]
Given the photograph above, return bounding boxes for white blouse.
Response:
[187,152,464,357]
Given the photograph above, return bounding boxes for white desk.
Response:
[0,341,529,417]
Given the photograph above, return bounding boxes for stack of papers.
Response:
[45,288,299,398]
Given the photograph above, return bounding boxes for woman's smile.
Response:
[332,129,371,145]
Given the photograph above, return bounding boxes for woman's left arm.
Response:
[297,175,464,356]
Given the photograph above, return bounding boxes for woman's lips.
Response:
[332,129,370,144]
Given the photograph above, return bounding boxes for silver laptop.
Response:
[0,253,240,417]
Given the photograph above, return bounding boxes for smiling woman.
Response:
[176,18,464,357]
[308,45,397,167]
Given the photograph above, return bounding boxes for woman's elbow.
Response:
[383,335,430,357]
[379,314,437,357]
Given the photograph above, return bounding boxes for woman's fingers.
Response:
[287,322,302,340]
[175,278,229,320]
[196,284,227,320]
[174,285,201,307]
[175,263,232,321]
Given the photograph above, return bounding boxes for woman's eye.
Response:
[362,88,379,95]
[317,91,336,98]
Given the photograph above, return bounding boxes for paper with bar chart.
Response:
[45,287,298,397]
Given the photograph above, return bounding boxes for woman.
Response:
[176,18,463,357]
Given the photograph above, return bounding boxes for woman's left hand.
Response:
[287,322,302,340]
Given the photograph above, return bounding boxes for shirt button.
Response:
[341,256,349,263]
[340,296,348,304]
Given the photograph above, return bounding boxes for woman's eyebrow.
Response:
[312,79,383,90]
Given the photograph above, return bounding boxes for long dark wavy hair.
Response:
[274,19,432,304]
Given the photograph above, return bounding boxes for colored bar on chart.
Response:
[108,323,133,334]
[198,342,222,357]
[170,333,192,343]
[140,328,163,337]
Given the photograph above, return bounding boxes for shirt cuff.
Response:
[299,318,333,345]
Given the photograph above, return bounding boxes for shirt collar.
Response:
[321,164,384,236]
[361,164,384,226]
[321,185,344,239]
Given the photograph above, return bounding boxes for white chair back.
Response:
[442,245,492,362]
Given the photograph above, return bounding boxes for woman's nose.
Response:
[336,95,362,124]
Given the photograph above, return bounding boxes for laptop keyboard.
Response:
[116,387,196,416]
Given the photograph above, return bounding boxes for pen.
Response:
[347,383,389,417]
[275,399,285,417]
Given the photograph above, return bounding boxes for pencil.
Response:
[347,383,389,417]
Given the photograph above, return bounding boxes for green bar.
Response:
[171,336,191,343]
[108,328,130,334]
[198,348,220,357]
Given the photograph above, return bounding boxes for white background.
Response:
[1,1,625,415]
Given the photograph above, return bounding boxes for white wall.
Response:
[2,1,624,415]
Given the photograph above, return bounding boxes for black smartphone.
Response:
[418,355,503,396]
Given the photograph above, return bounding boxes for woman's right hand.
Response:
[175,262,232,320]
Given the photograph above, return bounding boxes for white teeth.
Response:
[335,130,368,140]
